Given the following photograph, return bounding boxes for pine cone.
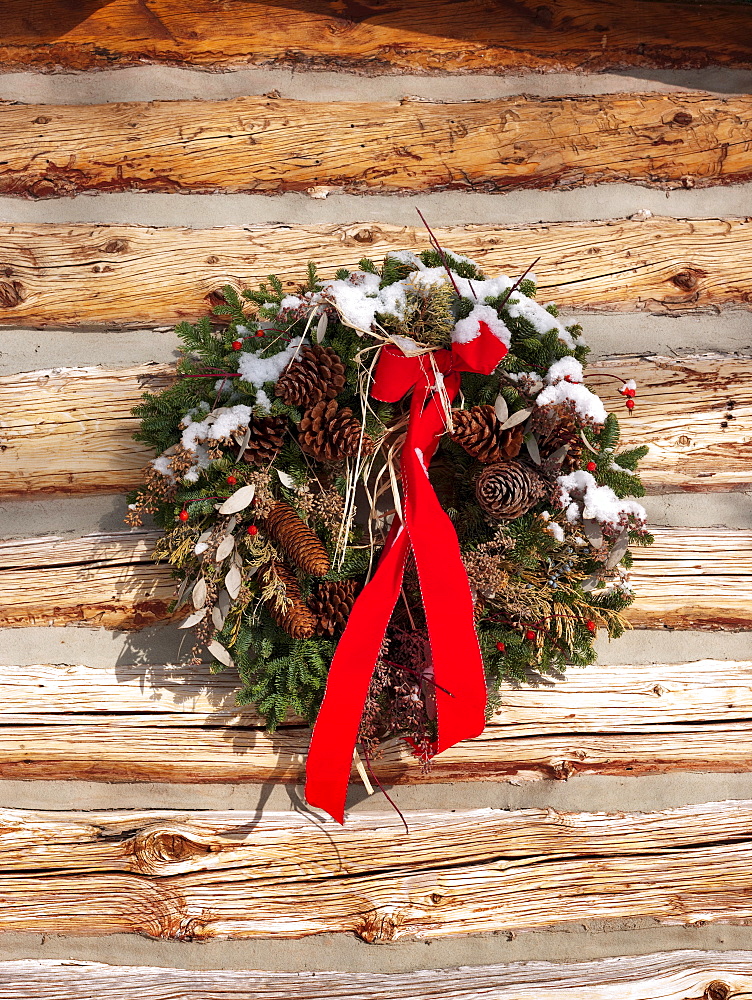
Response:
[266,502,331,577]
[475,460,547,520]
[265,561,317,639]
[276,344,346,409]
[310,579,360,637]
[451,405,524,464]
[242,415,287,465]
[541,409,583,472]
[297,399,373,462]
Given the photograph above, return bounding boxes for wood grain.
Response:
[6,93,752,199]
[0,659,750,784]
[1,1,750,74]
[0,801,749,939]
[2,354,748,498]
[0,528,749,631]
[1,952,752,1000]
[0,218,751,329]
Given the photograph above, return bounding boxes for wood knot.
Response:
[103,239,129,254]
[670,267,707,291]
[206,255,220,264]
[704,982,731,1000]
[133,827,212,872]
[345,226,375,244]
[0,280,25,308]
[29,179,58,199]
[33,116,51,125]
[672,111,694,126]
[357,909,400,943]
[205,289,229,309]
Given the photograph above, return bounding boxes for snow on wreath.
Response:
[127,243,651,824]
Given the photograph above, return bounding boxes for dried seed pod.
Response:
[297,399,373,462]
[309,578,360,637]
[265,561,317,639]
[275,344,346,408]
[451,405,524,464]
[266,502,331,577]
[475,460,547,520]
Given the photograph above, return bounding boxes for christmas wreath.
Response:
[128,243,652,822]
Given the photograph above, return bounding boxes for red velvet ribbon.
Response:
[305,323,508,823]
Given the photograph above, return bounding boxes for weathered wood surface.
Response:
[1,218,751,329]
[0,801,749,939]
[0,528,749,632]
[1,1,750,74]
[7,93,752,200]
[0,659,750,784]
[2,354,748,498]
[2,952,752,1000]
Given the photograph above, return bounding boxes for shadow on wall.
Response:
[4,0,120,38]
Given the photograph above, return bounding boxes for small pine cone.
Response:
[298,399,373,463]
[451,405,524,464]
[266,562,317,639]
[310,579,360,637]
[266,502,331,577]
[242,415,287,465]
[542,410,583,472]
[476,460,547,520]
[275,345,346,408]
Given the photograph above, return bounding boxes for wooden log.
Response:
[0,528,749,632]
[2,354,748,498]
[6,93,752,200]
[1,952,752,1000]
[0,1,750,75]
[0,801,749,939]
[0,218,750,329]
[0,659,750,784]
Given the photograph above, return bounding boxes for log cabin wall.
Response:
[0,2,751,996]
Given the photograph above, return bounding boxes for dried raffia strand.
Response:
[263,561,317,639]
[265,502,331,577]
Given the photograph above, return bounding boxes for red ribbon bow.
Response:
[305,322,509,823]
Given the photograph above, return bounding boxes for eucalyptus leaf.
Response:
[583,518,604,549]
[217,589,231,620]
[316,311,328,343]
[215,534,235,562]
[580,574,600,593]
[207,640,234,668]
[192,577,207,610]
[174,575,191,608]
[235,425,251,461]
[525,433,541,465]
[178,607,208,629]
[212,604,227,630]
[218,484,256,514]
[225,564,242,599]
[606,528,630,569]
[493,393,508,424]
[277,468,296,489]
[547,444,570,467]
[501,408,532,430]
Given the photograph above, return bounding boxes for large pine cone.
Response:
[476,460,547,520]
[266,502,331,577]
[297,399,373,462]
[242,415,287,465]
[310,579,360,637]
[451,405,524,464]
[276,345,346,409]
[265,561,317,639]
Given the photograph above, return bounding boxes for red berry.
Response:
[524,629,536,641]
[226,475,237,485]
[247,524,258,536]
[586,620,596,633]
[626,388,636,397]
[625,398,635,410]
[255,330,264,337]
[495,641,506,652]
[178,509,189,522]
[586,460,597,472]
[231,340,243,351]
